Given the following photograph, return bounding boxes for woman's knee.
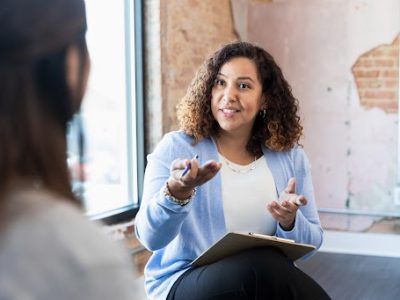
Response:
[222,247,295,286]
[235,247,292,272]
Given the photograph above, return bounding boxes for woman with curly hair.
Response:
[136,41,330,300]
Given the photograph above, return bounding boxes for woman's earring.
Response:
[259,109,267,120]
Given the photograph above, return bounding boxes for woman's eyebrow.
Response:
[217,73,255,83]
[237,76,255,83]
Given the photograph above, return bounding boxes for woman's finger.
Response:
[268,201,296,222]
[295,195,307,206]
[196,161,221,181]
[170,158,189,172]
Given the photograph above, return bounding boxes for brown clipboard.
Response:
[191,232,316,267]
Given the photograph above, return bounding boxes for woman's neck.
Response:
[214,133,255,165]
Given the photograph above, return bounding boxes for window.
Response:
[67,0,144,224]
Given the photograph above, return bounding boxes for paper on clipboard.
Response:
[191,232,316,267]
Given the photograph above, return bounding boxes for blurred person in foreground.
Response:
[135,41,331,299]
[0,0,141,299]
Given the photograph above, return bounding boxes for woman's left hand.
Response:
[267,177,307,231]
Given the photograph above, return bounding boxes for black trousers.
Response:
[167,247,331,300]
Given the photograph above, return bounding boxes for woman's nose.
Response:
[222,85,238,103]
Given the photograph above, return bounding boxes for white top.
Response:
[219,153,278,234]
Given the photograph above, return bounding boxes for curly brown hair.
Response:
[177,41,303,155]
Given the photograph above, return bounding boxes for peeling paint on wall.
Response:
[352,35,399,114]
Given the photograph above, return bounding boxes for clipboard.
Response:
[191,232,316,267]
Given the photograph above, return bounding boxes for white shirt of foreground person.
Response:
[0,186,143,300]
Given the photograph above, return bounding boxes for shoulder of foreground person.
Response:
[0,189,141,300]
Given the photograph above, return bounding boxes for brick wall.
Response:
[159,0,237,134]
[352,35,399,113]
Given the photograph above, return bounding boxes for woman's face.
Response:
[211,57,264,138]
[66,44,90,110]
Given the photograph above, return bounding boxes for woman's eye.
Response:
[239,83,250,89]
[215,79,225,86]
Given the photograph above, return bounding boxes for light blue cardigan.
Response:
[135,131,323,300]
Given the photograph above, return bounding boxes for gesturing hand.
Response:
[267,177,307,231]
[167,156,222,200]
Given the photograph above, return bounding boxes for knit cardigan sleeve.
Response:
[274,148,323,251]
[135,132,196,251]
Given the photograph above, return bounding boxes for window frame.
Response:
[88,0,145,225]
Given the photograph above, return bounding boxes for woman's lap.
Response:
[167,247,330,300]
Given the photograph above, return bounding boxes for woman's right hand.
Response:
[166,157,222,200]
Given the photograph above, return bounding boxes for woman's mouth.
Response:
[220,108,240,113]
[219,107,240,118]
